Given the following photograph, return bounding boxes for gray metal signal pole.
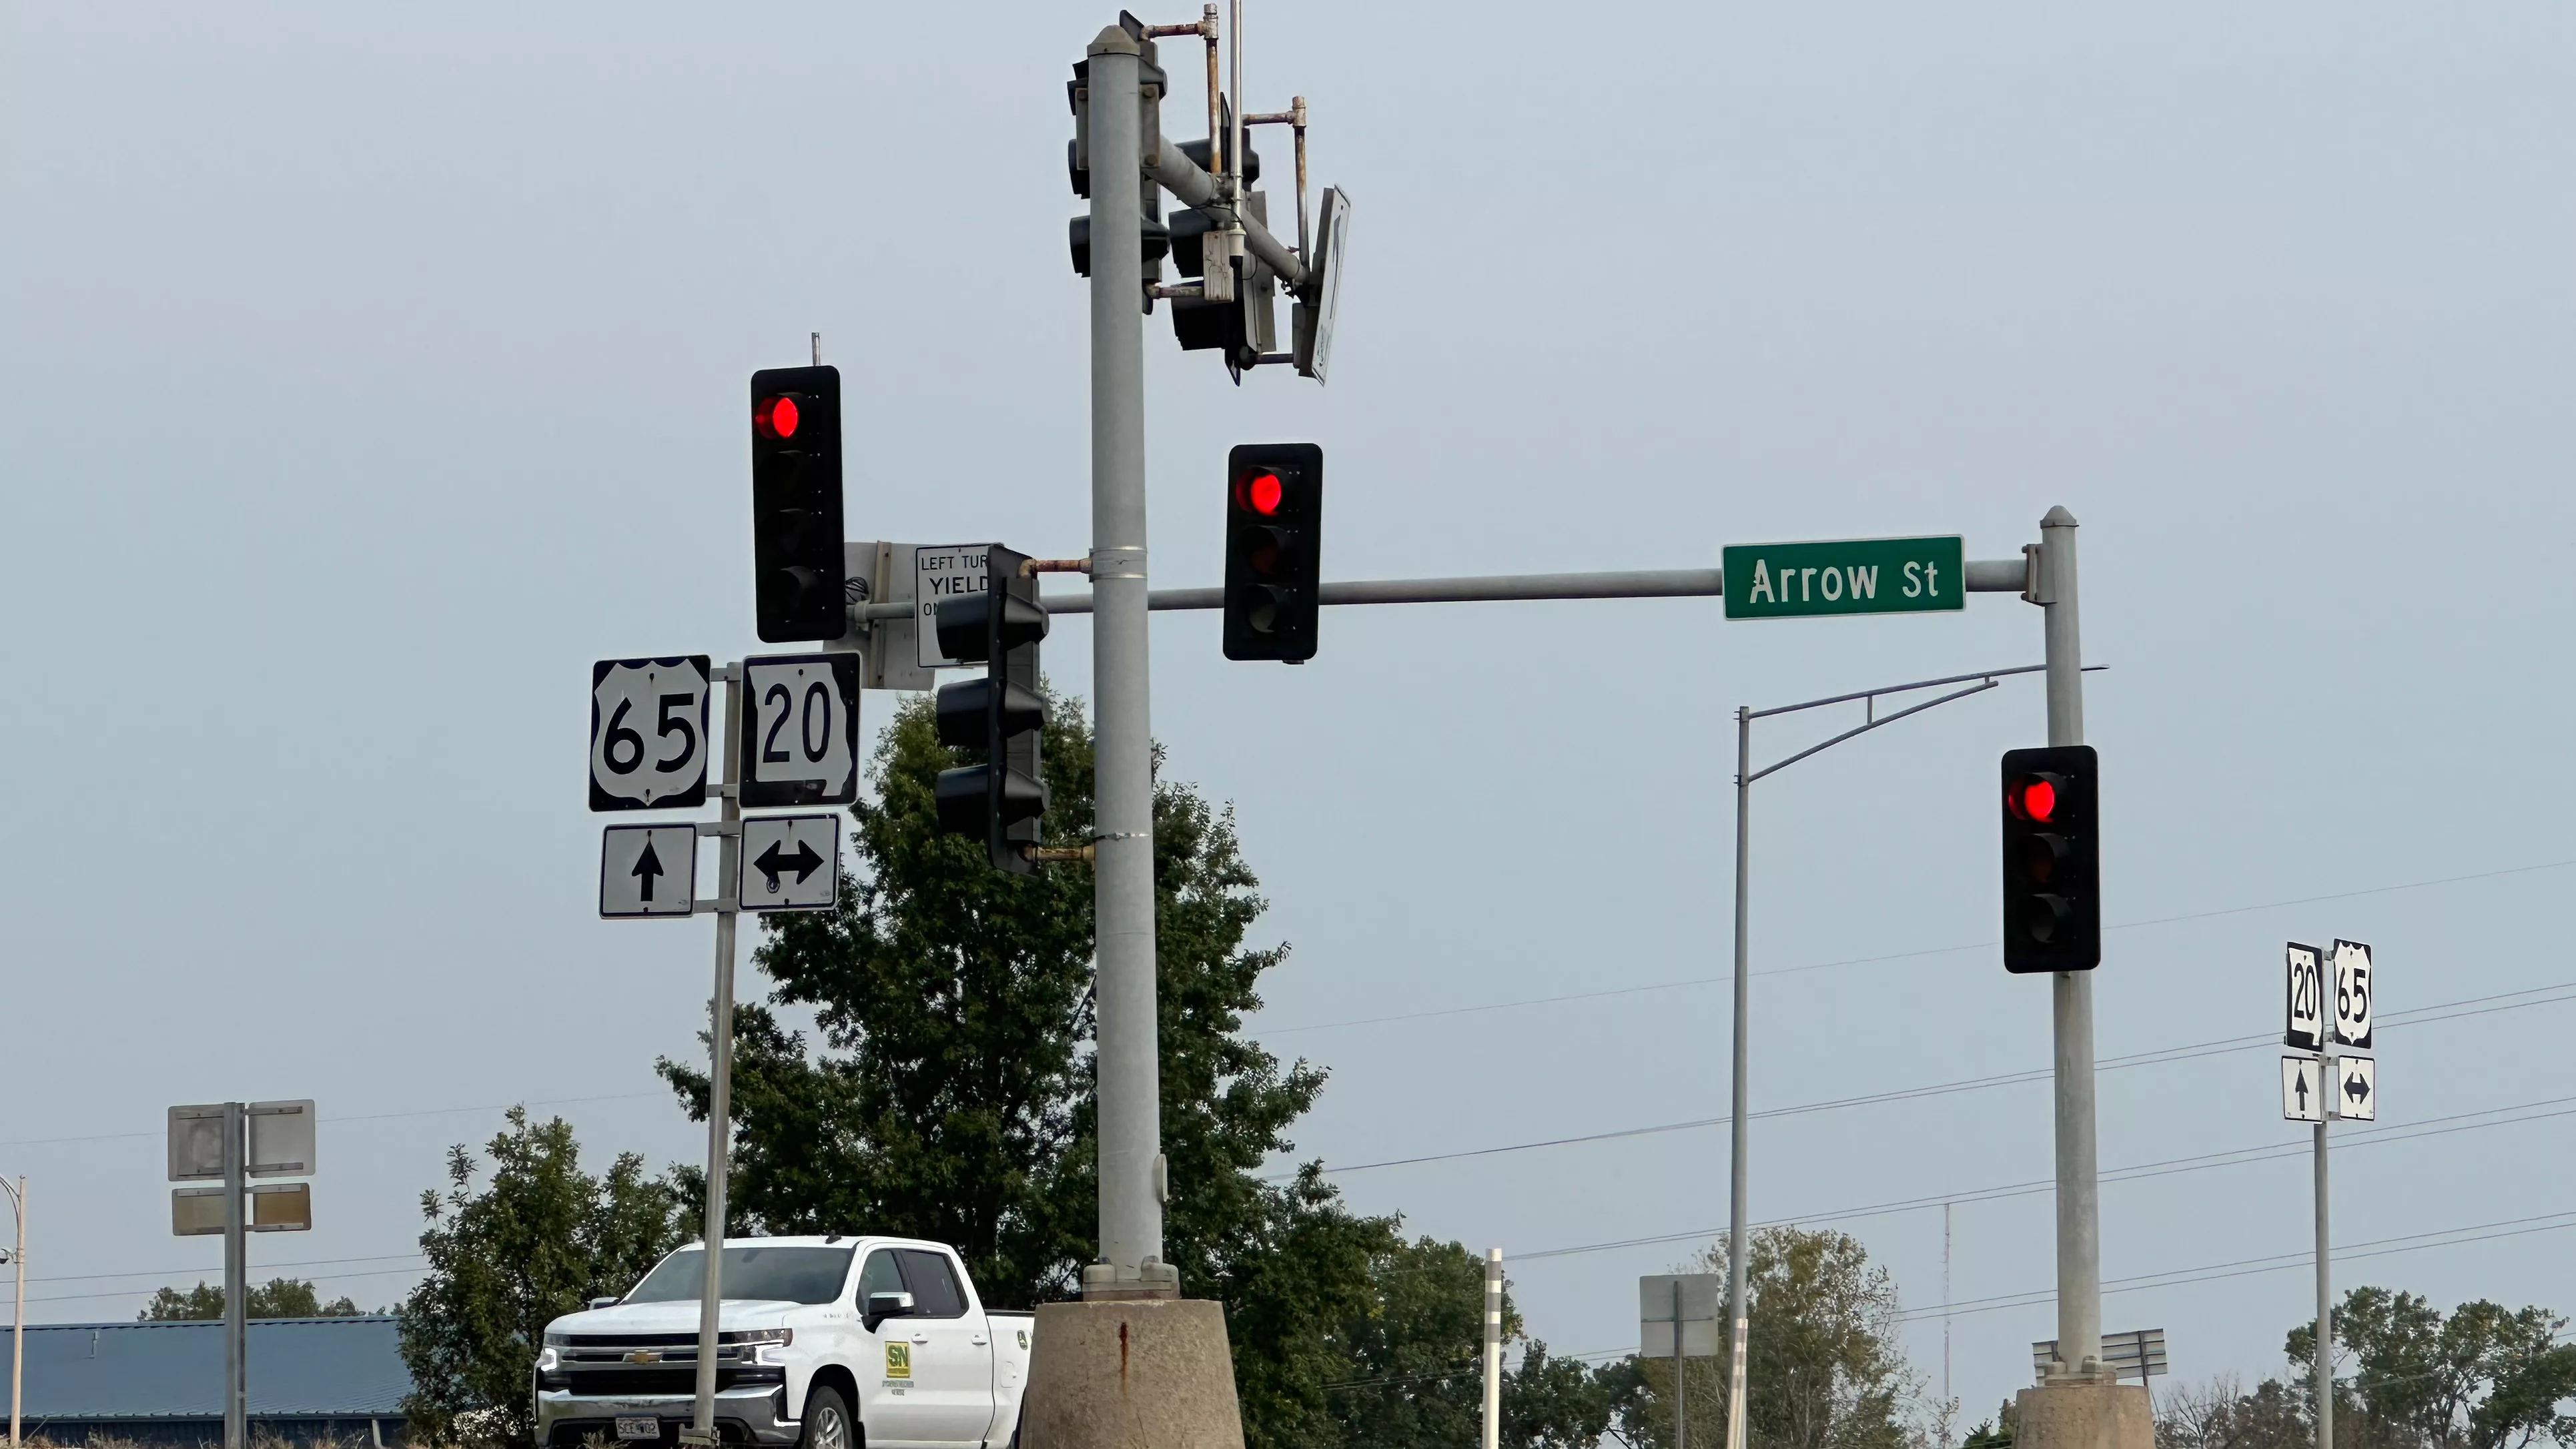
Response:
[1084,25,1168,1294]
[2038,506,2101,1382]
[1723,660,2068,1449]
[689,665,746,1440]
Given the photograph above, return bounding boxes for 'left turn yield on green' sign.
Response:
[1721,535,1965,619]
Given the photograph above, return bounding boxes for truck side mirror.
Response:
[863,1290,915,1331]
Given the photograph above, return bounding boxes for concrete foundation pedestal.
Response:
[1021,1299,1244,1449]
[2013,1380,2154,1449]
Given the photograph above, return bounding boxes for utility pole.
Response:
[1082,19,1170,1301]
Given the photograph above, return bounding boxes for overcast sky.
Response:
[5,0,2575,1426]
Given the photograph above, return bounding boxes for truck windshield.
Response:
[624,1246,855,1306]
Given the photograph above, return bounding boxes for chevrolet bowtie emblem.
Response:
[625,1350,661,1364]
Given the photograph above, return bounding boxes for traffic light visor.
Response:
[755,395,801,440]
[1236,470,1284,516]
[2008,775,2059,823]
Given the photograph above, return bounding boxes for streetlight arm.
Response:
[1745,678,1998,785]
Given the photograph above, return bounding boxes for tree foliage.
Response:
[661,693,1624,1449]
[139,1278,360,1320]
[2156,1288,2576,1449]
[1326,1237,1626,1449]
[396,1108,691,1448]
[1621,1228,1923,1449]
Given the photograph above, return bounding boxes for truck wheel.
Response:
[802,1386,855,1449]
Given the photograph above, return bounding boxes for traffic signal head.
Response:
[1222,444,1322,662]
[2000,744,2100,973]
[932,545,1051,873]
[749,366,846,642]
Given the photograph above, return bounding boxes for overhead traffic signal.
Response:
[749,366,847,642]
[1222,444,1322,662]
[933,545,1049,873]
[2000,745,2100,973]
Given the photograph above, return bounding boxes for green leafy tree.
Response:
[1621,1228,1923,1449]
[2155,1376,2307,1449]
[2284,1288,2576,1449]
[1326,1238,1626,1449]
[662,694,1623,1449]
[139,1278,361,1320]
[396,1108,691,1448]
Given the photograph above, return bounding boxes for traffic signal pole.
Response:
[1082,23,1171,1298]
[2036,506,2102,1384]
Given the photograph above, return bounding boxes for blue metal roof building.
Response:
[0,1316,411,1446]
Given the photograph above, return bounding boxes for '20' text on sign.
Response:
[1721,536,1965,620]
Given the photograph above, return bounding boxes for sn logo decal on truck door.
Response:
[884,1342,911,1380]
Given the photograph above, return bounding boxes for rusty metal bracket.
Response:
[1021,556,1093,576]
[1031,845,1097,866]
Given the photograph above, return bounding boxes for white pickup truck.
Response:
[534,1236,1035,1449]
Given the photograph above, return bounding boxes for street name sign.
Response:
[1721,536,1964,620]
[740,652,861,807]
[2336,1055,2377,1121]
[600,824,699,919]
[2281,1055,2323,1122]
[916,544,991,668]
[739,814,839,912]
[2284,943,2324,1051]
[589,656,712,811]
[2332,939,2374,1049]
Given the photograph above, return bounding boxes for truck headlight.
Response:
[536,1347,560,1372]
[733,1328,793,1366]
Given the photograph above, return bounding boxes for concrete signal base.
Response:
[1021,1298,1246,1449]
[2013,1379,2154,1449]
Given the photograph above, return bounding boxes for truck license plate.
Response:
[615,1418,661,1442]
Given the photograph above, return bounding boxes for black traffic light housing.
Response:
[1223,444,1323,662]
[749,366,847,642]
[2000,745,2100,973]
[933,545,1050,873]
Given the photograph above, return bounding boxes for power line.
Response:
[1285,982,2576,1179]
[1257,857,2576,1038]
[27,1264,429,1309]
[0,1091,670,1153]
[1897,1211,2576,1323]
[1507,1091,2576,1262]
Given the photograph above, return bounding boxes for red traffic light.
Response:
[2008,775,2058,823]
[1235,470,1284,516]
[755,394,801,440]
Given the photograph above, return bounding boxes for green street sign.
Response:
[1721,535,1965,619]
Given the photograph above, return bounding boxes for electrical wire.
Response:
[1257,857,2576,1038]
[1282,982,2576,1179]
[1507,1091,2576,1262]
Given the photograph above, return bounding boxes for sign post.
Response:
[587,656,845,1443]
[2282,939,2376,1449]
[169,1100,314,1449]
[1640,1274,1723,1449]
